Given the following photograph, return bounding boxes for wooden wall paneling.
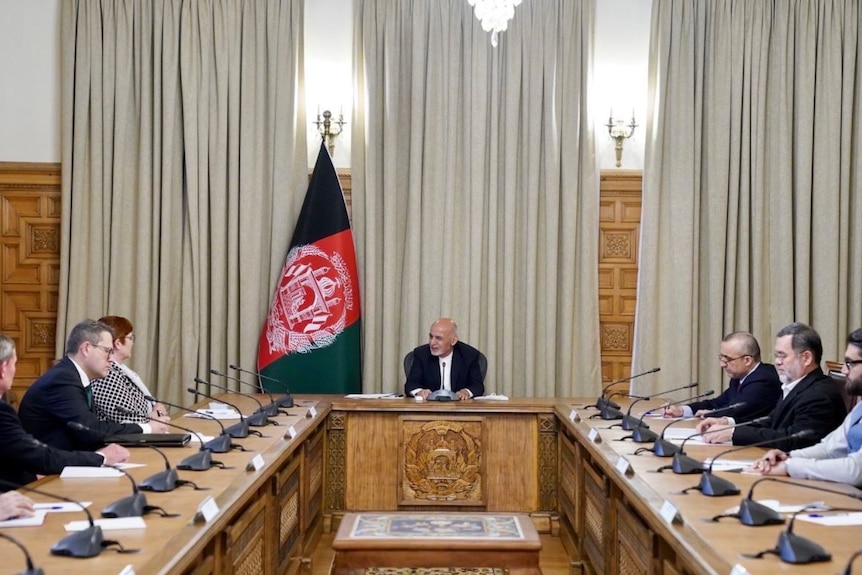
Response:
[598,170,643,392]
[302,424,326,562]
[276,453,303,575]
[0,162,61,404]
[223,490,271,575]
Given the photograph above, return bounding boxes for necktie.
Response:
[85,386,93,409]
[441,361,447,390]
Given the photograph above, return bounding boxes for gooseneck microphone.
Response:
[634,401,749,453]
[118,408,227,470]
[101,466,178,519]
[193,377,275,427]
[629,391,716,447]
[230,363,294,407]
[0,479,138,557]
[0,532,44,575]
[145,395,239,451]
[187,387,259,439]
[657,415,769,473]
[589,367,661,410]
[711,476,862,526]
[681,430,813,495]
[593,391,648,420]
[841,548,862,575]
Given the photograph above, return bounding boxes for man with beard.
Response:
[752,328,862,485]
[404,317,485,400]
[696,322,846,452]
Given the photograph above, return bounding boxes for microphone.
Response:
[230,363,294,408]
[0,532,44,575]
[697,401,747,418]
[0,479,138,557]
[193,377,275,427]
[145,395,241,451]
[658,415,769,474]
[712,476,862,526]
[740,504,861,564]
[101,466,178,518]
[592,390,647,421]
[211,368,280,416]
[187,386,259,439]
[682,430,813,495]
[590,367,660,410]
[619,381,698,431]
[117,407,227,470]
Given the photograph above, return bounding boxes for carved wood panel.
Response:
[0,163,61,406]
[599,170,642,391]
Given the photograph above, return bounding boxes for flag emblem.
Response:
[265,243,357,354]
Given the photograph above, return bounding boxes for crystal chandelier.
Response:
[467,0,524,47]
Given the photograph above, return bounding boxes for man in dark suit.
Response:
[663,331,780,421]
[405,317,484,400]
[0,333,129,491]
[18,319,168,451]
[697,322,847,452]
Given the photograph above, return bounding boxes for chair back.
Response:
[403,349,488,382]
[403,351,415,378]
[825,360,855,411]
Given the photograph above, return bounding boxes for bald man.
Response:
[404,318,485,401]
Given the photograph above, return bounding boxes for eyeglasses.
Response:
[845,359,862,369]
[91,343,115,358]
[126,334,136,343]
[718,354,749,364]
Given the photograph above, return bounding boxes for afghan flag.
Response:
[257,141,362,394]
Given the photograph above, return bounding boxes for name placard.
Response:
[729,565,751,575]
[307,406,318,418]
[588,428,601,443]
[569,409,581,423]
[195,496,219,523]
[246,453,265,472]
[615,456,631,475]
[118,566,136,575]
[286,425,298,439]
[659,499,681,524]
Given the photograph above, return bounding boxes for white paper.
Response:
[796,512,862,526]
[61,466,124,478]
[186,433,216,444]
[473,393,509,401]
[702,458,755,472]
[0,510,47,527]
[661,427,704,441]
[34,502,92,513]
[185,409,241,420]
[64,516,146,531]
[345,393,402,399]
[114,462,146,469]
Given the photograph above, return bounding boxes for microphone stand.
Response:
[617,382,697,431]
[0,479,138,557]
[0,532,44,575]
[230,363,295,408]
[710,476,862,526]
[656,414,769,474]
[587,367,661,410]
[101,467,178,518]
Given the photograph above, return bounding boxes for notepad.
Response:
[64,516,146,531]
[0,510,47,527]
[34,502,92,513]
[61,466,124,478]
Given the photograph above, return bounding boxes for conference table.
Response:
[2,395,862,575]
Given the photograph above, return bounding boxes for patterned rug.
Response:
[348,514,525,540]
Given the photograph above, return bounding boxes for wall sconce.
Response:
[606,110,638,168]
[313,109,346,155]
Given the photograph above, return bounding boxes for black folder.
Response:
[114,433,191,447]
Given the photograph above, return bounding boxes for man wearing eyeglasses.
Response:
[697,322,847,452]
[18,319,168,451]
[662,331,780,421]
[752,328,862,485]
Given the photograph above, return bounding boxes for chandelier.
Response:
[467,0,524,47]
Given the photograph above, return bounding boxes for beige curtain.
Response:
[634,0,862,398]
[353,0,600,396]
[59,0,307,407]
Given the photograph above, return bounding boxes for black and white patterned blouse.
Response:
[91,362,154,424]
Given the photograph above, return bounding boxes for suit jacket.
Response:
[18,357,143,451]
[733,367,847,452]
[404,342,485,397]
[687,362,781,422]
[0,400,103,491]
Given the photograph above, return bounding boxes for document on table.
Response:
[473,394,510,401]
[185,409,241,420]
[702,458,755,472]
[64,516,147,531]
[344,393,404,399]
[34,502,92,513]
[61,466,124,478]
[796,512,862,526]
[0,510,47,527]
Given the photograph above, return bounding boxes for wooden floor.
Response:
[311,530,576,575]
